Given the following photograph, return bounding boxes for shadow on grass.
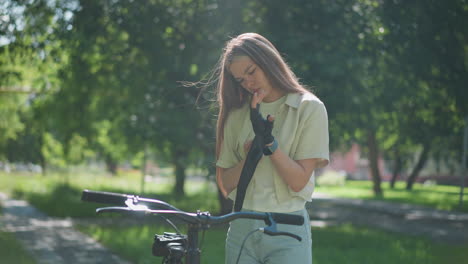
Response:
[12,183,219,218]
[387,187,460,196]
[12,183,102,218]
[79,222,468,264]
[313,224,468,264]
[0,231,36,264]
[374,189,467,211]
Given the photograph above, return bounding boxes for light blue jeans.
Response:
[225,208,312,264]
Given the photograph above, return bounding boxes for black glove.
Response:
[250,104,275,146]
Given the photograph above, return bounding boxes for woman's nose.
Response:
[244,77,254,89]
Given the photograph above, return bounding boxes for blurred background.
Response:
[1,1,468,263]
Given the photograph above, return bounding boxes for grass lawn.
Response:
[2,170,466,217]
[2,170,468,263]
[0,230,36,264]
[316,179,468,212]
[78,223,468,264]
[77,223,226,264]
[0,170,219,218]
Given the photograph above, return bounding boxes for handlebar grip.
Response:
[271,213,304,226]
[81,189,129,206]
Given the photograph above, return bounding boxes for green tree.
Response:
[257,0,390,197]
[50,0,224,195]
[381,0,468,189]
[0,46,29,156]
[0,0,72,171]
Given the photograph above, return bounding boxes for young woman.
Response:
[214,33,329,264]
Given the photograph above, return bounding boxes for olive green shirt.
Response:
[216,92,329,213]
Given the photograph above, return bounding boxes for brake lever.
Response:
[260,213,302,241]
[260,228,302,241]
[95,198,150,214]
[96,206,145,215]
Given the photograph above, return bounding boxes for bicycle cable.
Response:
[157,215,183,234]
[235,228,261,264]
[199,229,206,250]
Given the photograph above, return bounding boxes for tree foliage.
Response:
[1,0,467,203]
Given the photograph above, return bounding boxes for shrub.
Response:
[316,170,347,186]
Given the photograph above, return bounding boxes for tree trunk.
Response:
[406,143,430,190]
[140,146,148,194]
[39,132,47,176]
[40,154,47,176]
[105,155,118,175]
[367,129,383,197]
[172,150,186,197]
[390,148,402,189]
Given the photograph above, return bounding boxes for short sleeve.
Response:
[293,101,329,163]
[216,115,239,169]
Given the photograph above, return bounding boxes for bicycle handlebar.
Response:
[81,189,304,226]
[82,189,305,263]
[82,189,128,205]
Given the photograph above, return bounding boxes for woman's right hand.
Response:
[250,105,275,146]
[251,89,266,108]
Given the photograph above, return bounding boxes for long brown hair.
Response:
[214,33,309,195]
[216,33,309,156]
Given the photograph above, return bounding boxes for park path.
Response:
[1,192,468,264]
[0,193,131,264]
[308,193,468,244]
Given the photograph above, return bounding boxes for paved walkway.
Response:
[1,192,468,264]
[0,193,130,264]
[308,193,468,244]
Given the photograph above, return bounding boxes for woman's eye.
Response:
[249,68,256,75]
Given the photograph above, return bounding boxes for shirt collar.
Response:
[285,93,302,109]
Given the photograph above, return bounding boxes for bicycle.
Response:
[81,189,305,264]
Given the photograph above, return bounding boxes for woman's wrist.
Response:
[263,138,278,156]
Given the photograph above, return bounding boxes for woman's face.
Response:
[229,56,274,98]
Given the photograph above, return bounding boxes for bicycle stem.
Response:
[186,224,201,264]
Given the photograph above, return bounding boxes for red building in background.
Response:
[328,143,392,181]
